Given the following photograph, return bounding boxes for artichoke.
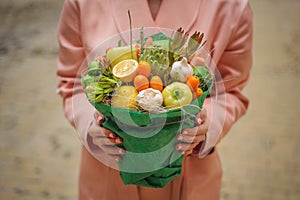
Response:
[139,45,169,80]
[170,27,206,61]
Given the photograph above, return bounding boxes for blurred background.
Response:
[0,0,299,199]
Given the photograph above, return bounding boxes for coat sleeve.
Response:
[197,2,253,157]
[56,0,94,148]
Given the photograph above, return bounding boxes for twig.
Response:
[140,26,144,54]
[128,10,133,59]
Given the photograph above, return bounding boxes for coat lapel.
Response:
[112,0,202,33]
[155,0,202,32]
[111,0,156,32]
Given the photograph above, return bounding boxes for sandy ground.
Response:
[0,0,299,199]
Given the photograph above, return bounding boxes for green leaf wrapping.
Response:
[93,88,210,188]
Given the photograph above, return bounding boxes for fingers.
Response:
[94,110,104,124]
[102,145,125,156]
[100,128,123,144]
[177,132,205,144]
[88,116,125,162]
[90,129,125,163]
[176,143,199,155]
[90,125,123,148]
[144,37,153,47]
[196,108,207,125]
[89,120,123,143]
[92,135,120,145]
[92,110,122,143]
[191,57,205,67]
[180,125,207,139]
[190,52,205,67]
[176,108,208,155]
[92,138,125,155]
[89,120,110,138]
[176,131,206,154]
[92,149,123,167]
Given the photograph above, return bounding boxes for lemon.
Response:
[111,86,138,110]
[112,59,138,82]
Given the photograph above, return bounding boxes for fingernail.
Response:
[176,145,182,150]
[97,116,103,124]
[115,157,121,162]
[177,135,183,141]
[181,151,185,155]
[182,131,188,135]
[115,138,122,144]
[109,133,115,138]
[119,149,125,154]
[197,118,202,124]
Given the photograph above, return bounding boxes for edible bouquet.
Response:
[81,27,213,188]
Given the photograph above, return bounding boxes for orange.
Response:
[150,75,163,92]
[137,61,151,77]
[134,75,149,92]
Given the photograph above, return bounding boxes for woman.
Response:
[56,0,252,199]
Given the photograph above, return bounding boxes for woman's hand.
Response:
[88,110,125,165]
[176,108,208,156]
[190,52,206,67]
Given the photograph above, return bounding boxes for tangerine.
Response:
[186,75,200,91]
[194,87,203,98]
[150,75,163,92]
[137,61,151,77]
[134,75,149,92]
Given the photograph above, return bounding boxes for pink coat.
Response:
[57,0,253,199]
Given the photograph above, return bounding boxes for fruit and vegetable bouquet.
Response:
[81,27,213,188]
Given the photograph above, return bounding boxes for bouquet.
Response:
[81,27,213,188]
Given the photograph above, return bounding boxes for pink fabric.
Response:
[56,0,253,199]
[79,145,222,200]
